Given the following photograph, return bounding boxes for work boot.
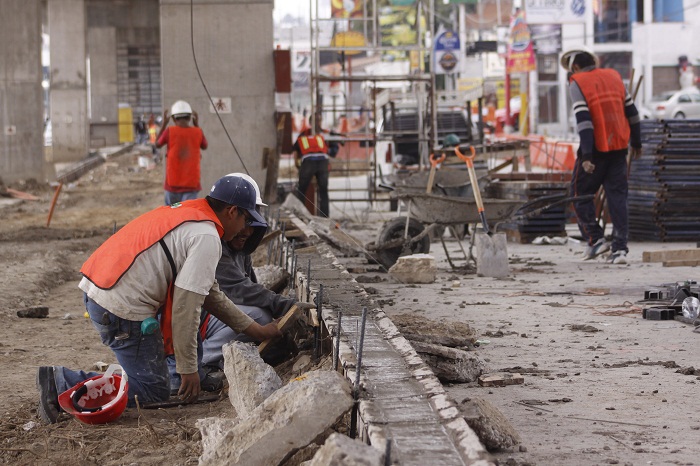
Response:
[200,365,227,392]
[36,366,61,424]
[582,238,610,260]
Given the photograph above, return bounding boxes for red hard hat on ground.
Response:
[58,364,128,424]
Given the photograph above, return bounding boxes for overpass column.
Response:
[48,0,89,163]
[0,0,46,183]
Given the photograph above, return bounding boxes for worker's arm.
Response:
[204,280,281,341]
[170,285,206,402]
[569,81,594,163]
[216,246,296,318]
[155,111,170,147]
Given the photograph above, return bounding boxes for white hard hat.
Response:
[560,47,599,72]
[171,100,192,117]
[226,172,267,207]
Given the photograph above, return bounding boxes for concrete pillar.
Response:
[0,0,46,183]
[160,0,275,193]
[88,27,119,147]
[48,0,89,163]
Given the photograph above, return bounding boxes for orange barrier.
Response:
[499,134,577,171]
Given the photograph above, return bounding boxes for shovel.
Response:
[426,153,446,194]
[455,145,509,278]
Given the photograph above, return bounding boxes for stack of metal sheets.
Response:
[629,120,700,241]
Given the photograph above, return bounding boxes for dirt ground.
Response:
[2,146,700,465]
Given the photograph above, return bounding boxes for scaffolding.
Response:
[308,0,438,206]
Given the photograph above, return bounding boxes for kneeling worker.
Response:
[200,174,296,371]
[36,175,281,424]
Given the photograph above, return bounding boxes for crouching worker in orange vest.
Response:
[35,175,281,424]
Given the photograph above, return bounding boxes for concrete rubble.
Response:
[410,340,486,383]
[458,398,522,451]
[388,253,436,283]
[198,370,353,466]
[307,433,384,466]
[222,341,282,418]
[254,264,291,293]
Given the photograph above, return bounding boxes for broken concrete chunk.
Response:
[196,417,239,453]
[392,313,477,348]
[569,324,601,333]
[478,372,524,387]
[388,254,436,284]
[199,370,353,466]
[16,306,49,318]
[411,341,486,383]
[223,341,282,419]
[308,433,384,466]
[458,398,521,451]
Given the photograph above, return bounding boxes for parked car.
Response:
[644,88,700,120]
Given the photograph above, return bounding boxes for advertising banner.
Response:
[524,0,587,24]
[506,11,536,73]
[434,29,460,74]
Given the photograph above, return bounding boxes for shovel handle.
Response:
[454,145,476,168]
[456,146,490,233]
[429,152,446,167]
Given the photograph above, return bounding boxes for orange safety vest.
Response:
[148,124,157,144]
[165,126,205,191]
[571,69,630,153]
[297,134,328,156]
[80,198,224,355]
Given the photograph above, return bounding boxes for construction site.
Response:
[2,0,700,465]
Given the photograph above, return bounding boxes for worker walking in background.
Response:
[562,47,642,265]
[36,175,280,424]
[156,100,208,205]
[293,126,330,217]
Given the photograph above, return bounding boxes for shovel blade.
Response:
[475,232,509,278]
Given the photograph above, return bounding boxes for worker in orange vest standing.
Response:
[156,100,208,205]
[293,126,331,217]
[562,46,642,265]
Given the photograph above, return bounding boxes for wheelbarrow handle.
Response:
[454,145,476,166]
[429,153,446,167]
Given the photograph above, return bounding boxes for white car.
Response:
[644,88,700,120]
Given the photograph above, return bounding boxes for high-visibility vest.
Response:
[165,126,205,191]
[80,198,223,355]
[298,135,328,156]
[571,68,630,153]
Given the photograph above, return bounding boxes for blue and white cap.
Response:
[209,175,266,226]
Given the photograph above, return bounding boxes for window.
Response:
[654,0,684,22]
[537,84,559,124]
[598,52,633,82]
[594,0,631,43]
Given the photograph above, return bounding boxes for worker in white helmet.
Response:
[156,100,209,205]
[561,47,642,265]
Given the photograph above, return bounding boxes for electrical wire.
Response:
[189,0,249,175]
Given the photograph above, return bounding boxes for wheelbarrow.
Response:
[367,190,592,270]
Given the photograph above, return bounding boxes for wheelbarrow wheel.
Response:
[375,216,430,269]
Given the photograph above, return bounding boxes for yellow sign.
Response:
[494,79,520,109]
[330,31,366,55]
[118,106,134,143]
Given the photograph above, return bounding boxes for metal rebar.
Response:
[349,307,369,439]
[285,242,290,273]
[267,238,273,266]
[275,208,280,230]
[384,438,392,466]
[306,259,311,301]
[313,284,324,361]
[333,310,342,371]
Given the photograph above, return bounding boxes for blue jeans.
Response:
[53,294,171,406]
[201,305,273,369]
[164,190,199,206]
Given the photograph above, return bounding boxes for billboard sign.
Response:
[524,0,587,24]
